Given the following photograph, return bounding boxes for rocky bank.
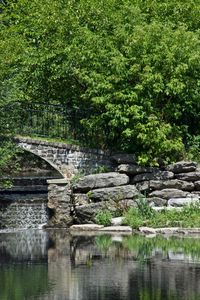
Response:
[47,157,200,227]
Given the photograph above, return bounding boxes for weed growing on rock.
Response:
[95,210,112,226]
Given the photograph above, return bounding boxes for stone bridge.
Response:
[15,137,113,178]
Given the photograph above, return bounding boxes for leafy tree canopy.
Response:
[0,0,200,165]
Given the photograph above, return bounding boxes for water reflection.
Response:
[1,230,200,299]
[0,229,48,263]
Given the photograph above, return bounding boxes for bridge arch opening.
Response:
[14,149,64,178]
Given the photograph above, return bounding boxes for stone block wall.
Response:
[16,138,114,177]
[71,159,200,224]
[47,179,73,227]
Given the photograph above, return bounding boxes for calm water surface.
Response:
[1,229,200,300]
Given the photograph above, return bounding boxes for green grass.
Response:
[123,200,200,229]
[16,134,82,146]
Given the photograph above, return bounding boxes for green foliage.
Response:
[71,171,85,185]
[0,264,50,300]
[112,198,132,217]
[86,190,94,200]
[92,165,110,174]
[0,0,200,165]
[123,197,156,228]
[0,137,20,181]
[95,210,112,226]
[186,135,200,163]
[135,196,156,219]
[123,208,144,229]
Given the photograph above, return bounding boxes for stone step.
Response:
[69,224,104,232]
[69,224,132,234]
[99,226,132,233]
[0,185,48,193]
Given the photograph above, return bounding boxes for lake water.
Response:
[1,230,200,300]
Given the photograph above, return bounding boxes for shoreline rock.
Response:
[69,224,200,237]
[139,226,200,235]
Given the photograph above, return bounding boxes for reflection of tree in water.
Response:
[70,236,100,268]
[128,261,200,300]
[122,235,200,262]
[0,230,55,300]
[2,231,200,300]
[0,264,51,300]
[69,234,200,300]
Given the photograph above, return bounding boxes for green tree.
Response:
[0,0,200,165]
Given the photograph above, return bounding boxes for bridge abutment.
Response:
[47,179,73,227]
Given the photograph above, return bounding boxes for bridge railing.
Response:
[0,102,96,144]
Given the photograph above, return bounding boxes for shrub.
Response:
[186,135,200,163]
[135,196,155,219]
[123,208,143,229]
[95,210,112,226]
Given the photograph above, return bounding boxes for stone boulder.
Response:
[193,191,200,197]
[111,217,125,226]
[194,181,200,190]
[73,193,91,206]
[75,202,106,223]
[132,171,174,183]
[73,172,129,192]
[117,199,137,209]
[75,201,116,223]
[139,227,181,235]
[166,161,197,173]
[149,179,194,191]
[70,224,104,232]
[148,188,189,200]
[175,172,200,181]
[110,154,137,164]
[117,164,154,175]
[99,226,132,233]
[146,197,168,207]
[135,181,151,192]
[47,179,73,227]
[88,185,140,202]
[168,197,200,207]
[136,179,194,192]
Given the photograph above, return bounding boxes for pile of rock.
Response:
[134,161,200,207]
[72,158,200,224]
[72,172,139,223]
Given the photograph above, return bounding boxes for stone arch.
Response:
[15,137,113,178]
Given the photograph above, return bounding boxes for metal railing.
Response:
[0,102,95,144]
